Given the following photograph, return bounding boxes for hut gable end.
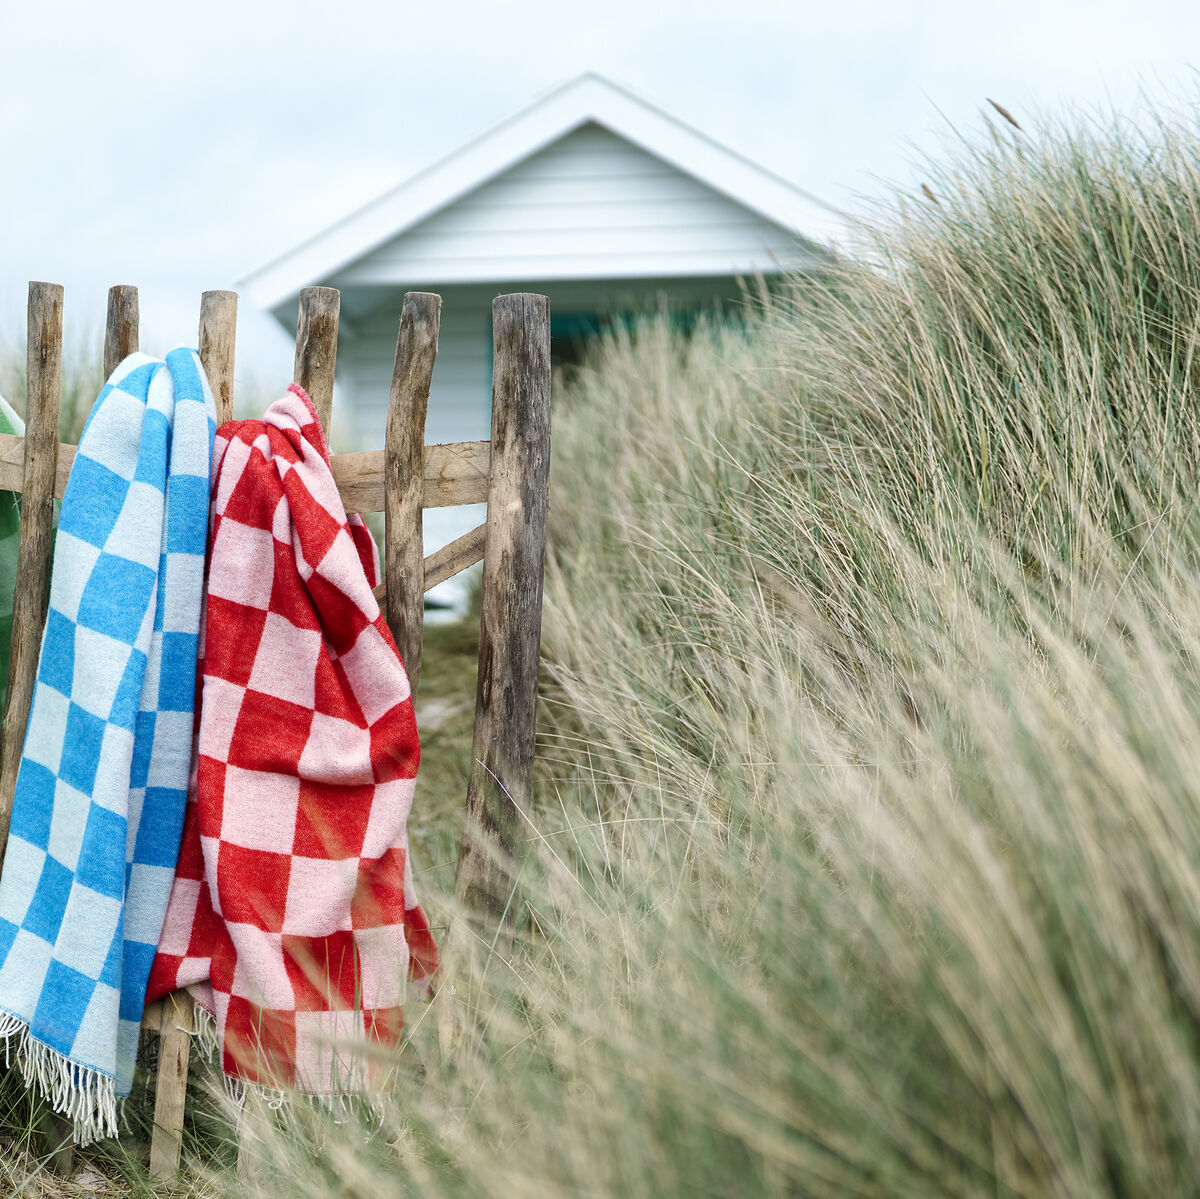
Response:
[243,74,844,313]
[332,123,814,286]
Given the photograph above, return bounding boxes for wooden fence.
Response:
[0,280,551,1177]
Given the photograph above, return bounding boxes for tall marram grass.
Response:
[0,332,105,443]
[210,99,1200,1196]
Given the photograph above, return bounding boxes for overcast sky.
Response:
[3,0,1199,381]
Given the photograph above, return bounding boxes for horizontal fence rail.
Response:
[0,432,492,598]
[0,432,490,513]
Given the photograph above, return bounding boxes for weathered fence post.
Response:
[149,992,194,1179]
[294,286,340,435]
[104,285,139,373]
[455,293,551,951]
[199,291,238,425]
[4,283,70,1172]
[0,282,62,857]
[384,291,441,693]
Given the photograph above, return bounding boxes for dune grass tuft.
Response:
[221,95,1200,1199]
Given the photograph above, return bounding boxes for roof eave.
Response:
[242,73,847,312]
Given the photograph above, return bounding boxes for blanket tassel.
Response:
[0,1015,118,1144]
[188,1001,384,1124]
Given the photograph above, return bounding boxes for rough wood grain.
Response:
[0,433,69,496]
[334,440,489,512]
[371,522,487,605]
[418,441,491,509]
[149,992,194,1180]
[0,283,62,859]
[294,286,339,436]
[104,285,139,376]
[422,522,487,592]
[0,433,491,515]
[0,431,28,492]
[455,294,551,948]
[385,292,441,694]
[40,1107,75,1176]
[140,999,163,1032]
[199,291,238,424]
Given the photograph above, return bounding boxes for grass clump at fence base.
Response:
[224,92,1200,1199]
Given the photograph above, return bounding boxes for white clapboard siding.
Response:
[336,124,812,286]
[340,302,492,451]
[337,301,491,606]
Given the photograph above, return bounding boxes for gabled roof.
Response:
[241,73,845,311]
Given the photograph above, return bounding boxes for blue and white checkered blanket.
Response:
[0,349,215,1143]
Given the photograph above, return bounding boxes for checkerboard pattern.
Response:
[148,384,437,1095]
[0,350,215,1140]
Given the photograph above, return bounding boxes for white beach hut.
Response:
[242,73,842,603]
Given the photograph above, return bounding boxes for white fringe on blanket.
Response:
[0,1011,117,1144]
[188,1002,386,1124]
[0,1000,389,1145]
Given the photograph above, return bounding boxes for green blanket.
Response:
[0,396,25,708]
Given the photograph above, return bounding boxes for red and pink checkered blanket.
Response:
[146,384,437,1094]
